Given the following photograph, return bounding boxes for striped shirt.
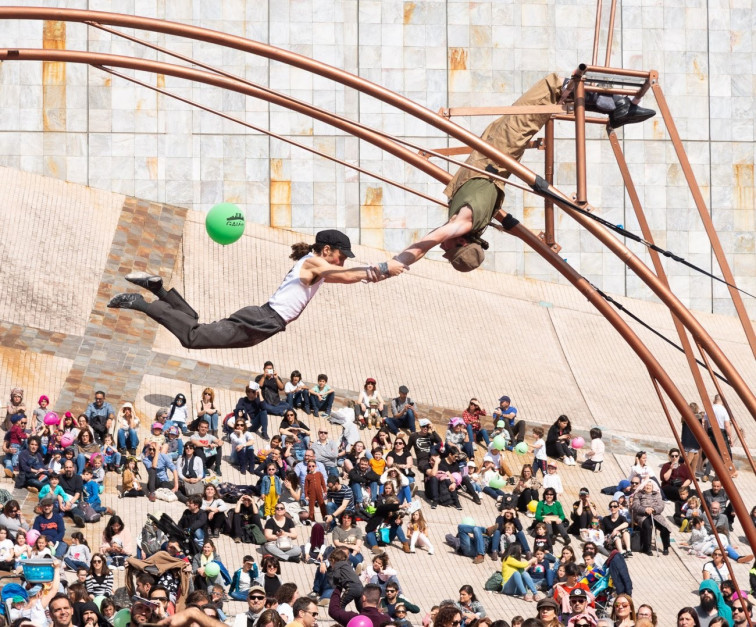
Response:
[327,484,355,511]
[85,572,113,597]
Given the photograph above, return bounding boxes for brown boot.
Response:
[473,554,485,564]
[402,542,411,554]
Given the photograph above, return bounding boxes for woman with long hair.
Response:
[108,230,384,350]
[197,388,220,436]
[611,594,635,627]
[85,552,113,597]
[676,608,700,627]
[457,584,486,625]
[434,605,464,627]
[546,415,576,465]
[513,464,541,514]
[202,483,230,539]
[100,515,134,569]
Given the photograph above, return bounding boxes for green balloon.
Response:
[204,561,221,579]
[460,516,476,527]
[515,442,529,454]
[492,435,508,450]
[113,609,131,627]
[93,595,106,610]
[489,475,506,489]
[205,202,245,245]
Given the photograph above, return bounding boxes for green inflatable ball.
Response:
[460,516,476,527]
[206,202,245,245]
[93,595,106,611]
[204,561,221,579]
[113,609,131,627]
[489,475,506,489]
[492,435,508,450]
[515,442,529,454]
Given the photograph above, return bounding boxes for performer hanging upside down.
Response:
[379,73,655,277]
[108,230,391,349]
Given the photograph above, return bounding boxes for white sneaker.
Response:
[428,548,434,555]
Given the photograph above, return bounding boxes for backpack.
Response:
[484,571,503,591]
[80,502,101,523]
[241,524,266,545]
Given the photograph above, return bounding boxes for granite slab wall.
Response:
[0,0,753,317]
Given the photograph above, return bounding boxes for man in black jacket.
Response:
[348,457,380,508]
[178,494,209,550]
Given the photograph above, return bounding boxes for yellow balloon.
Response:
[527,500,538,513]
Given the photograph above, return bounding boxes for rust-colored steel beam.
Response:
[544,119,555,246]
[503,216,756,555]
[652,81,756,358]
[607,129,737,475]
[553,114,612,125]
[98,66,447,208]
[592,0,602,66]
[604,0,618,66]
[440,105,567,117]
[574,78,588,204]
[583,65,651,78]
[0,48,449,188]
[1,10,753,433]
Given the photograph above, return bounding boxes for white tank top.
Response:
[268,253,324,323]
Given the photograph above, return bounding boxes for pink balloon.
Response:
[347,616,373,627]
[60,434,74,448]
[571,436,585,450]
[26,529,40,546]
[43,412,60,426]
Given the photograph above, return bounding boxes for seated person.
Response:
[177,495,208,549]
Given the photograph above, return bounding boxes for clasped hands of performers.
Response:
[365,258,409,282]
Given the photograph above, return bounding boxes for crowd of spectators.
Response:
[0,374,754,627]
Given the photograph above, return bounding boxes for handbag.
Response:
[276,536,293,551]
[183,480,204,495]
[378,525,391,544]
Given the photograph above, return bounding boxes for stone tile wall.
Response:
[0,0,752,317]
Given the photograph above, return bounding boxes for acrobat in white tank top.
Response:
[268,253,324,323]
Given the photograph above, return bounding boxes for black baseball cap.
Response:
[316,230,354,257]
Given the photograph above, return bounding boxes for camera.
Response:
[266,368,274,375]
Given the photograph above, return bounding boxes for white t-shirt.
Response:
[533,438,547,461]
[284,381,306,394]
[712,404,729,429]
[703,560,729,582]
[0,539,14,562]
[590,438,605,462]
[542,473,564,494]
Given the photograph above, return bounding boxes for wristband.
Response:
[379,261,389,277]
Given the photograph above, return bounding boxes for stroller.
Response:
[589,575,614,618]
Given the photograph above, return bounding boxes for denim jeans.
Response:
[490,529,530,555]
[365,525,408,547]
[313,569,334,598]
[105,452,122,469]
[118,428,139,451]
[236,446,257,474]
[287,391,311,414]
[502,570,537,595]
[310,394,334,416]
[230,590,249,601]
[398,485,412,505]
[249,410,269,437]
[348,552,364,568]
[458,524,487,557]
[192,527,205,548]
[262,401,290,417]
[466,424,491,447]
[64,557,89,571]
[9,444,20,470]
[351,483,365,505]
[385,409,416,434]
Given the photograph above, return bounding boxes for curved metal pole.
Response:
[98,66,447,208]
[501,216,756,555]
[0,48,450,187]
[2,8,752,423]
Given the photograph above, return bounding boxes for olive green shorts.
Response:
[447,178,501,233]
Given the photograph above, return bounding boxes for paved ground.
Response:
[0,167,755,624]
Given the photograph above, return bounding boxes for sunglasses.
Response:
[396,610,407,614]
[151,596,168,602]
[249,595,265,601]
[732,608,745,614]
[306,611,319,617]
[609,504,619,508]
[615,603,630,609]
[92,559,103,563]
[451,622,462,626]
[670,453,680,457]
[571,599,586,604]
[275,506,286,510]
